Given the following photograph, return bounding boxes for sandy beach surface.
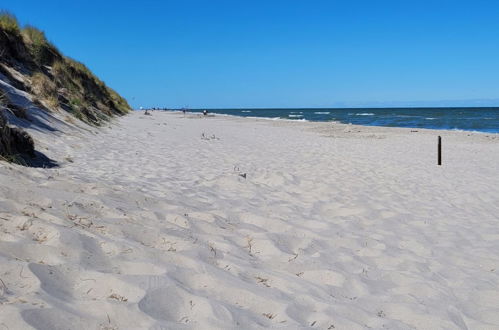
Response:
[1,110,499,329]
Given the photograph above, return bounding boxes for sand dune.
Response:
[1,111,498,329]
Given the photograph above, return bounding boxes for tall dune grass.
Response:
[0,9,131,125]
[0,11,19,33]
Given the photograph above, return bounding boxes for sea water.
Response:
[182,107,499,133]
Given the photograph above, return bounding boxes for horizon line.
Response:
[138,105,499,110]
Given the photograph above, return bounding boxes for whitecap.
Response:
[247,116,281,121]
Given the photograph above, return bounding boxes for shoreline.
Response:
[148,109,499,135]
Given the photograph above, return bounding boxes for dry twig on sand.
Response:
[108,293,128,302]
[209,243,217,257]
[246,236,254,255]
[0,278,8,297]
[255,276,270,287]
[233,165,247,179]
[262,313,276,320]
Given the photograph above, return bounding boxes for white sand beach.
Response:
[1,110,499,329]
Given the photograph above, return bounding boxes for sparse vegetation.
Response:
[0,11,19,34]
[0,91,6,106]
[0,9,131,166]
[21,25,60,66]
[7,103,28,119]
[0,90,28,119]
[30,72,58,109]
[0,111,35,165]
[0,10,131,126]
[45,56,130,124]
[21,25,46,45]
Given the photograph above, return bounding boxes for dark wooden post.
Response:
[438,136,442,165]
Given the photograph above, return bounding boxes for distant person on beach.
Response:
[203,110,208,116]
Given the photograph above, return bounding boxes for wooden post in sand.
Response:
[438,136,442,165]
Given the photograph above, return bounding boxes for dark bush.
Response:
[0,111,35,162]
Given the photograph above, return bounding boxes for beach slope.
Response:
[1,111,498,329]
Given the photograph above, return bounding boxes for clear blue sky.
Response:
[3,0,499,108]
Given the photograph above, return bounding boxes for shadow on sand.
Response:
[18,151,59,168]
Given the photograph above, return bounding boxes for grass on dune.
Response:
[0,9,131,167]
[0,11,20,34]
[21,25,47,45]
[0,9,131,125]
[21,25,61,66]
[0,91,7,107]
[30,72,59,109]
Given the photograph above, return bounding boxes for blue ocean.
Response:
[182,107,499,133]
